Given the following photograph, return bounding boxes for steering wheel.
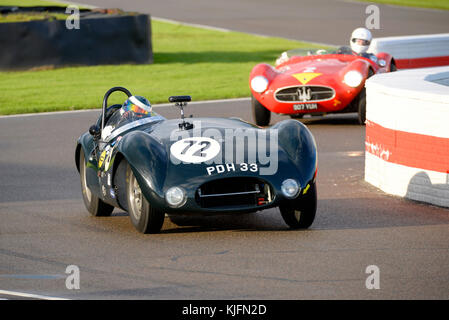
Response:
[101,87,132,131]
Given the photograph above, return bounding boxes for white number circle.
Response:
[170,137,220,163]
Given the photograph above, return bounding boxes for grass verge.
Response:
[0,0,66,6]
[0,19,326,115]
[0,12,68,22]
[356,0,449,10]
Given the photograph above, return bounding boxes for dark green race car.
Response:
[75,87,318,234]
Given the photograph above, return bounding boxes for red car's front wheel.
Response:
[357,88,367,125]
[251,94,271,126]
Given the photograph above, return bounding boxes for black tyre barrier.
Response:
[0,6,153,70]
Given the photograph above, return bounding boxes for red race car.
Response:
[249,46,396,125]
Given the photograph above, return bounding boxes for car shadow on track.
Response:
[297,113,361,126]
[153,195,449,234]
[162,210,289,234]
[106,190,449,235]
[107,209,292,234]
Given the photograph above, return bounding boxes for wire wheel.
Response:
[79,149,114,217]
[125,163,165,234]
[128,172,143,221]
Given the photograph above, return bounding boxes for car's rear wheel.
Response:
[279,183,317,229]
[126,163,165,234]
[252,94,271,126]
[79,149,114,217]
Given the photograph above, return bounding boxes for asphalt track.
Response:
[1,101,448,300]
[1,0,449,301]
[79,0,449,45]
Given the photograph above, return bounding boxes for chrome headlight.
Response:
[251,76,269,93]
[343,70,363,88]
[165,187,186,208]
[281,179,300,199]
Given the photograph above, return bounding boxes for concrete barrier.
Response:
[369,33,449,69]
[364,66,449,208]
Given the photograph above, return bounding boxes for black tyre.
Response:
[79,149,114,217]
[357,69,374,125]
[390,61,397,72]
[126,163,165,234]
[290,114,304,119]
[252,94,271,126]
[357,87,367,125]
[279,183,317,229]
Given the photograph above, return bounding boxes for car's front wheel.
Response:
[126,163,165,234]
[252,94,271,126]
[390,60,397,72]
[279,183,317,229]
[79,149,114,217]
[357,87,367,125]
[357,69,374,125]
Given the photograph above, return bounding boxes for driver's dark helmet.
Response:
[121,95,152,116]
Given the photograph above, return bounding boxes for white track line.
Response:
[0,97,251,119]
[0,289,69,300]
[153,17,232,33]
[153,97,250,108]
[52,0,335,46]
[152,16,334,46]
[49,0,96,9]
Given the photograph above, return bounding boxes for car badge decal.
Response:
[292,73,321,85]
[297,87,312,102]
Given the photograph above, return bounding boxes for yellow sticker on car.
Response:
[292,73,321,85]
[98,150,107,168]
[303,184,310,195]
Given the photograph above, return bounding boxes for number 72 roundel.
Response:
[170,137,221,163]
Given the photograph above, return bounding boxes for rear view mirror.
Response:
[169,95,193,130]
[169,95,192,103]
[89,124,101,139]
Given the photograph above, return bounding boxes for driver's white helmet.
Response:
[350,27,372,54]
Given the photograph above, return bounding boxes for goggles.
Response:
[352,38,370,46]
[123,100,150,115]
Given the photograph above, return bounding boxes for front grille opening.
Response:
[276,86,334,102]
[196,177,274,209]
